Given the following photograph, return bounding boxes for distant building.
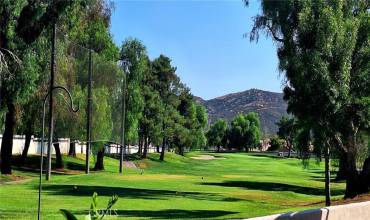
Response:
[259,138,270,151]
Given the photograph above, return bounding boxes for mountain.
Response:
[195,89,288,135]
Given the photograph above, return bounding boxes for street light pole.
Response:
[46,23,56,181]
[38,86,79,220]
[86,49,93,174]
[119,63,127,173]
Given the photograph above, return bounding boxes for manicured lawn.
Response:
[0,152,345,219]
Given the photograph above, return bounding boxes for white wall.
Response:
[0,135,86,155]
[0,135,158,155]
[105,144,160,154]
[247,201,370,220]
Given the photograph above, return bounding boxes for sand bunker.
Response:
[191,155,225,160]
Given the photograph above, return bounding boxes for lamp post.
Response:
[46,23,56,181]
[119,61,128,173]
[86,49,93,174]
[38,86,79,220]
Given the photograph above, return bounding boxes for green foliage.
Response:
[60,209,78,220]
[60,192,118,220]
[196,105,208,128]
[207,118,228,148]
[268,136,285,151]
[245,112,261,149]
[294,124,312,158]
[356,133,370,168]
[92,88,113,141]
[191,105,208,149]
[120,38,148,144]
[276,116,296,152]
[252,0,369,196]
[227,112,261,150]
[252,0,369,148]
[0,0,74,174]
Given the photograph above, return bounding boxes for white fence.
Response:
[247,201,370,220]
[105,144,160,154]
[0,135,86,155]
[0,135,158,155]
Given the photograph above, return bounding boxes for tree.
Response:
[276,116,296,157]
[228,113,261,151]
[119,38,147,147]
[193,105,208,150]
[228,114,249,151]
[0,1,73,174]
[245,112,261,149]
[176,88,197,155]
[207,119,227,152]
[268,136,285,151]
[294,124,312,159]
[51,0,119,169]
[151,55,180,161]
[92,88,113,170]
[251,0,370,198]
[139,59,164,158]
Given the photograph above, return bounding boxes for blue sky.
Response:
[110,0,282,100]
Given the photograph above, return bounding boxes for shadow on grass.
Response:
[40,184,243,202]
[310,176,341,183]
[309,171,347,183]
[310,170,338,175]
[72,209,237,219]
[64,161,87,171]
[11,155,84,175]
[201,180,344,196]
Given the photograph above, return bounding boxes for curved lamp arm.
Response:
[38,85,79,220]
[43,86,80,113]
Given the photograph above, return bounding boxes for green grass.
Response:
[0,152,345,219]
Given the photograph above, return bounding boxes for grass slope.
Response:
[0,152,345,219]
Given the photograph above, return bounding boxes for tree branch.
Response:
[266,24,284,42]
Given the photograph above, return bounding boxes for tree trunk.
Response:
[160,138,166,161]
[68,142,76,157]
[324,145,331,206]
[344,135,359,199]
[94,147,105,170]
[54,142,64,169]
[138,137,143,155]
[336,150,348,181]
[358,157,370,194]
[142,135,148,158]
[0,102,16,174]
[156,145,160,153]
[287,141,292,158]
[19,132,32,165]
[178,146,184,156]
[217,146,220,153]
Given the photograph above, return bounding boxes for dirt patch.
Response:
[124,161,138,169]
[0,174,29,184]
[137,161,149,169]
[332,194,370,206]
[16,166,83,175]
[191,155,226,160]
[297,194,370,208]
